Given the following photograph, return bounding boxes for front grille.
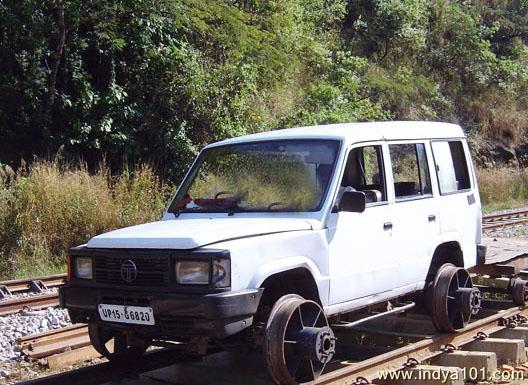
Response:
[94,255,170,287]
[101,296,150,306]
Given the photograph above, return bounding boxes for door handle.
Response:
[383,222,393,230]
[428,214,436,222]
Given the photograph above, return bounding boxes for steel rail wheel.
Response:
[88,324,149,361]
[512,278,528,306]
[431,264,482,332]
[264,295,336,385]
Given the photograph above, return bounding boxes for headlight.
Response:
[75,257,93,279]
[176,261,209,284]
[212,258,230,288]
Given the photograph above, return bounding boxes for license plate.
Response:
[98,304,155,325]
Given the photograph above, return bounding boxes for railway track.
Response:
[0,273,66,294]
[0,274,65,315]
[483,209,528,231]
[0,292,60,316]
[13,302,528,385]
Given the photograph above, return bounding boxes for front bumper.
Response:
[59,285,263,339]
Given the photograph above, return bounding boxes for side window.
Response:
[431,140,471,194]
[341,145,386,203]
[389,143,432,199]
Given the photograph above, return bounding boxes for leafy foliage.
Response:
[1,0,528,181]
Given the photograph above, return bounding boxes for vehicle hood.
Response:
[86,217,313,249]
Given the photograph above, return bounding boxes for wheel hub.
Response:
[297,326,336,364]
[455,287,481,316]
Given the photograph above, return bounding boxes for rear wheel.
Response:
[88,324,149,361]
[511,278,528,306]
[431,264,481,332]
[264,295,336,385]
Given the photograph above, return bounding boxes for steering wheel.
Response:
[267,202,285,211]
[215,191,233,199]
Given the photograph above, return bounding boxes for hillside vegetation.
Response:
[2,0,528,178]
[2,1,528,277]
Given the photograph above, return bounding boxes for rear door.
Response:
[388,141,441,287]
[431,139,479,267]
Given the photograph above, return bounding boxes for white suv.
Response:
[60,121,484,384]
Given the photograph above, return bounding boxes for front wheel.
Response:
[264,295,336,385]
[430,264,481,332]
[88,324,150,362]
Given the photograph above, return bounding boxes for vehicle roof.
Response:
[207,121,465,148]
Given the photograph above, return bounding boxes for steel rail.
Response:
[0,273,66,293]
[483,209,528,230]
[0,292,59,316]
[19,324,89,359]
[316,306,526,384]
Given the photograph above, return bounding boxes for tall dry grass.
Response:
[0,161,526,279]
[0,161,172,279]
[476,167,528,211]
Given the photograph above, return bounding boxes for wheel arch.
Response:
[426,240,464,282]
[249,256,327,299]
[250,258,327,318]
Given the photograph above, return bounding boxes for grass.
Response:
[476,167,528,213]
[0,161,173,280]
[481,199,528,214]
[0,161,526,281]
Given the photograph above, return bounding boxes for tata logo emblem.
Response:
[120,260,137,283]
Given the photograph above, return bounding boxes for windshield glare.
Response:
[169,140,340,213]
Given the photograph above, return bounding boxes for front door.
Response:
[327,143,396,305]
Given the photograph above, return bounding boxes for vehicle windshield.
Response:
[168,139,340,213]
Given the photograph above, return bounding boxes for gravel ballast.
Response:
[0,289,71,384]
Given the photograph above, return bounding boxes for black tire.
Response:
[88,324,149,362]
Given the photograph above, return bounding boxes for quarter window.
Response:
[432,140,471,194]
[389,143,432,199]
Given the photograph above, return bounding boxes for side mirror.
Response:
[338,191,366,213]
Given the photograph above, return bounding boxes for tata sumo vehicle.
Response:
[60,121,488,384]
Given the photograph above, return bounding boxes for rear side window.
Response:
[431,141,471,194]
[389,143,432,199]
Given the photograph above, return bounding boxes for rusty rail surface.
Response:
[0,273,66,315]
[0,273,66,293]
[0,292,60,316]
[18,324,90,360]
[483,209,528,230]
